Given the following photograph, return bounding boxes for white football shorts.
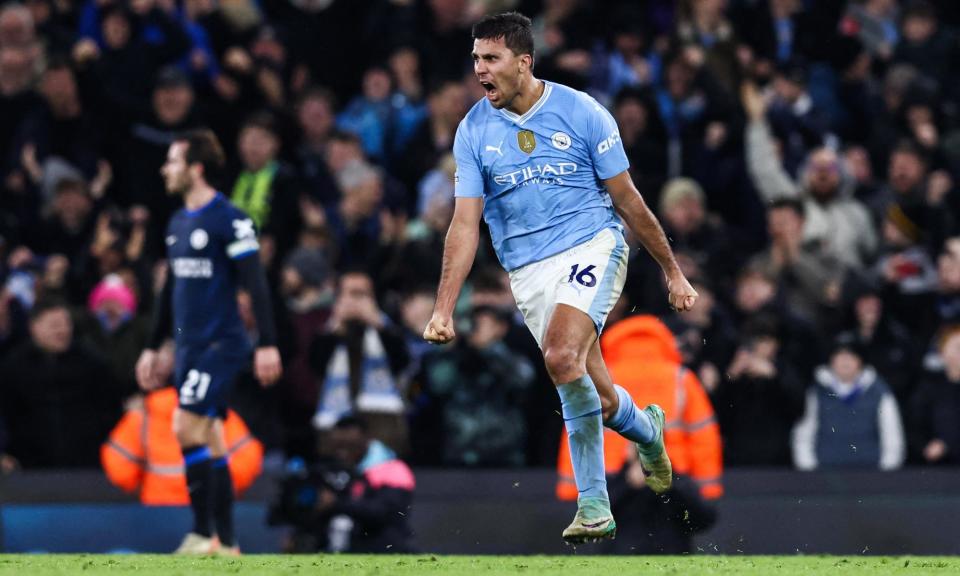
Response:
[508,226,629,348]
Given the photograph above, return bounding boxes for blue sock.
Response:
[605,384,656,444]
[557,375,608,501]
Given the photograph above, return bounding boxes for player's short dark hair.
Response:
[472,12,535,60]
[179,129,225,178]
[768,197,805,219]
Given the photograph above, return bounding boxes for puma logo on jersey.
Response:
[485,140,504,157]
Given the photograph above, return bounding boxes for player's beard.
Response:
[166,173,193,197]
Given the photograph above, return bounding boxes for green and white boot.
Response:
[637,404,673,494]
[561,496,616,544]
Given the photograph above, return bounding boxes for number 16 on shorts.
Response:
[567,264,597,288]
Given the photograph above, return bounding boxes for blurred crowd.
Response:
[2,0,960,478]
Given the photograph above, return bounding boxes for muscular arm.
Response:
[606,171,680,275]
[605,170,697,311]
[424,197,483,343]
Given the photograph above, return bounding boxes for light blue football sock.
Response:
[557,374,608,501]
[605,384,656,444]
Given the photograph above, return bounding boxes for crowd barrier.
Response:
[2,468,958,554]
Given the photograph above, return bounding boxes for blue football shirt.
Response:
[453,80,630,271]
[165,192,258,349]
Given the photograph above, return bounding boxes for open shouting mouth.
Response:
[480,80,499,102]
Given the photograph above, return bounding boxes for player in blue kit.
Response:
[135,130,282,554]
[422,13,698,543]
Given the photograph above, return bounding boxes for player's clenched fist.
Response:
[423,314,456,344]
[666,271,698,312]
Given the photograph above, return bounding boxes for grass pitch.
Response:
[0,555,957,575]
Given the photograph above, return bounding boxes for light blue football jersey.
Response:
[453,80,630,271]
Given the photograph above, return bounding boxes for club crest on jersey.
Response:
[517,130,536,154]
[190,229,209,250]
[551,132,571,150]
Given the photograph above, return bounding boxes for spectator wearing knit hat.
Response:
[873,201,938,336]
[79,273,149,398]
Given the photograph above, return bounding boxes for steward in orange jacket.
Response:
[558,315,723,501]
[101,387,263,505]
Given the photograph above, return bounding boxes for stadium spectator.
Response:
[873,201,939,336]
[324,162,389,270]
[11,58,102,190]
[230,111,303,269]
[31,176,97,271]
[611,87,667,201]
[841,0,900,61]
[293,87,339,206]
[675,0,742,95]
[911,328,960,465]
[712,314,806,466]
[336,65,425,168]
[412,304,534,467]
[101,340,263,506]
[277,245,334,457]
[792,332,906,470]
[744,81,878,271]
[892,1,958,99]
[841,275,918,406]
[117,66,201,226]
[656,177,742,295]
[394,80,467,209]
[747,198,844,326]
[765,58,831,176]
[0,298,121,469]
[309,269,409,456]
[78,273,149,398]
[289,416,414,553]
[380,161,453,293]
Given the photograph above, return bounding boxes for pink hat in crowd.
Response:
[88,274,137,315]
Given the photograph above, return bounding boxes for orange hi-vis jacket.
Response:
[557,315,723,501]
[101,387,263,505]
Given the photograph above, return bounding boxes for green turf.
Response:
[0,555,957,575]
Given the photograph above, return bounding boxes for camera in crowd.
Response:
[267,456,354,527]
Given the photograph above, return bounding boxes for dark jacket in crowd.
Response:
[711,363,806,467]
[910,373,960,464]
[0,341,122,468]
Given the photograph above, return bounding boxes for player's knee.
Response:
[543,345,584,384]
[173,410,207,447]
